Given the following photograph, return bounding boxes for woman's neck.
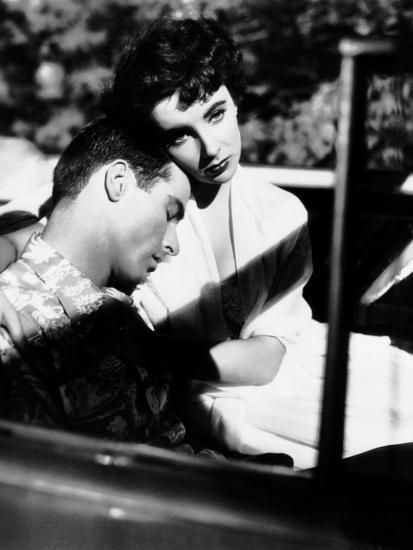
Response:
[192,180,230,209]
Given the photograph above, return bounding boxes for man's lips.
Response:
[147,257,160,272]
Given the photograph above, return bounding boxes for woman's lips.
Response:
[204,157,230,177]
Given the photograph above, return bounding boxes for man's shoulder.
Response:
[0,258,47,303]
[0,259,65,342]
[0,256,36,284]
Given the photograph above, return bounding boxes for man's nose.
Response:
[162,225,179,257]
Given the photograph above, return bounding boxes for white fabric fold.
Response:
[138,165,313,459]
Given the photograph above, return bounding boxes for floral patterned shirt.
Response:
[0,234,186,447]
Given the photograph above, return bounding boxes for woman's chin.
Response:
[201,163,238,185]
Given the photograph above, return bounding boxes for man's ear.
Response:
[104,160,131,202]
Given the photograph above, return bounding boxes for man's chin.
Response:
[108,277,142,295]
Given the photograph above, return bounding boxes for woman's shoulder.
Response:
[234,165,308,223]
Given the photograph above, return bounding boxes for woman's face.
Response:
[151,86,241,185]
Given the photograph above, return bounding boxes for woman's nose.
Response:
[199,130,220,162]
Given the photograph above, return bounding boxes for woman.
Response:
[102,17,314,463]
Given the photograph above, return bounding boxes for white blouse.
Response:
[135,165,314,458]
[138,165,312,346]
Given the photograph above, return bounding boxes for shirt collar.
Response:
[21,233,131,322]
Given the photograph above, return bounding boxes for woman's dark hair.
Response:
[102,17,245,132]
[52,117,170,206]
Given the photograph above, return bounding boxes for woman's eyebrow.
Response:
[204,100,226,119]
[163,125,191,138]
[161,99,227,140]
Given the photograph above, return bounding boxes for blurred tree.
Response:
[229,0,413,167]
[0,0,411,166]
[0,0,180,152]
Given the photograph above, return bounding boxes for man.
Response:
[0,116,192,449]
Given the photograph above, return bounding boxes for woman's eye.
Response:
[171,134,188,146]
[209,109,225,123]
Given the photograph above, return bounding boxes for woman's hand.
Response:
[0,290,26,348]
[0,236,17,272]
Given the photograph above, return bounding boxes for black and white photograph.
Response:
[0,0,413,548]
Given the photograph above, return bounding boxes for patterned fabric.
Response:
[220,273,244,339]
[0,234,186,447]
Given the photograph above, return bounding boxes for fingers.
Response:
[0,291,26,349]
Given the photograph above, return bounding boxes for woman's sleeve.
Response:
[241,204,313,349]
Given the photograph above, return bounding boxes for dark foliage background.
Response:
[0,0,412,168]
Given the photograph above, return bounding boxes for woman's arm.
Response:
[176,194,312,387]
[177,335,285,385]
[0,236,25,342]
[0,236,18,271]
[91,298,285,386]
[0,222,43,344]
[0,291,26,347]
[0,222,44,272]
[143,329,286,386]
[5,223,44,258]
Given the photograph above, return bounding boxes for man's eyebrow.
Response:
[204,100,227,119]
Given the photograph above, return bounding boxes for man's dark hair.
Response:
[52,117,170,206]
[102,17,245,133]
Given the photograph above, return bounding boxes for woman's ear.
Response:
[104,159,130,202]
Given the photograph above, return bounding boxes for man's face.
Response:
[111,163,190,293]
[151,85,241,186]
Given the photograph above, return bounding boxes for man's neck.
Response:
[42,208,110,289]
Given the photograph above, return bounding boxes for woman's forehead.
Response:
[151,86,232,129]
